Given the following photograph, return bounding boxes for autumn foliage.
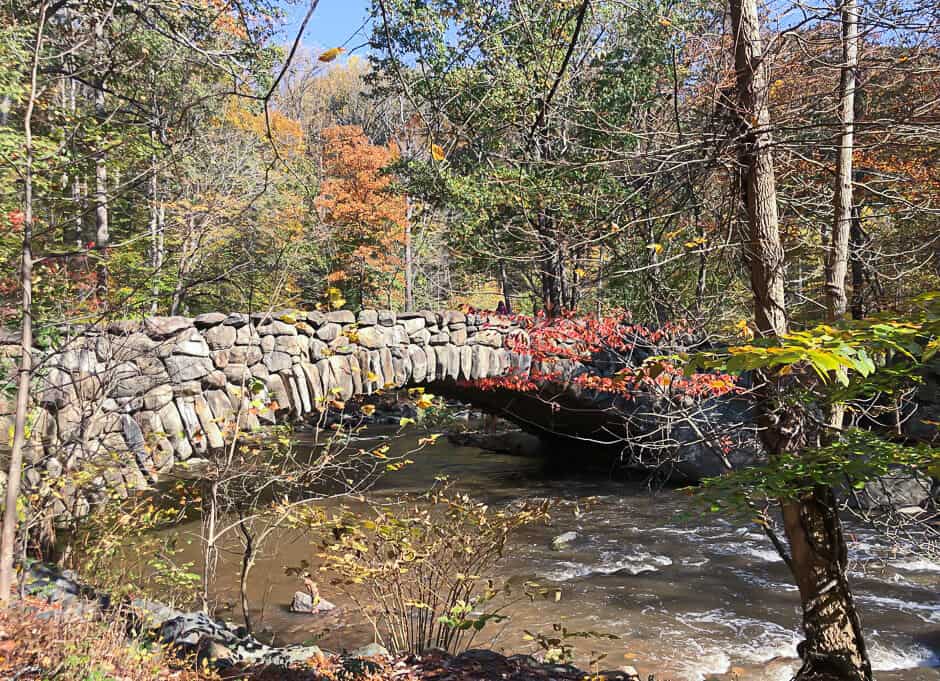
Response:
[315,125,408,307]
[463,310,739,401]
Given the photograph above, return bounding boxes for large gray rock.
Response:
[357,326,385,349]
[145,316,192,339]
[358,309,378,326]
[194,312,226,328]
[157,401,192,460]
[228,345,261,366]
[275,334,303,355]
[172,330,211,357]
[257,320,297,336]
[142,384,174,411]
[204,324,236,350]
[289,590,336,614]
[325,310,355,324]
[316,323,341,342]
[223,313,249,327]
[263,351,293,373]
[193,395,225,450]
[165,356,212,382]
[328,355,355,400]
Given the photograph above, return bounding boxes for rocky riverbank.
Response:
[12,563,646,681]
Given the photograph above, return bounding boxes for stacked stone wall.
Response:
[0,309,531,515]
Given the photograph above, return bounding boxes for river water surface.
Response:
[156,427,940,681]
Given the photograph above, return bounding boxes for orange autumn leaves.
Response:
[315,125,409,301]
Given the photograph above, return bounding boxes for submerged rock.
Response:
[550,531,579,551]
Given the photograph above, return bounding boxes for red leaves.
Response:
[466,310,739,403]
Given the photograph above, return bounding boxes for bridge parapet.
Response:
[0,309,534,513]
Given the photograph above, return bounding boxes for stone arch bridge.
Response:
[1,309,602,514]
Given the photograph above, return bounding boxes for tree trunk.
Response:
[0,2,46,605]
[825,0,858,321]
[728,0,870,677]
[404,200,414,312]
[149,141,163,313]
[849,207,865,319]
[93,17,109,303]
[729,0,787,337]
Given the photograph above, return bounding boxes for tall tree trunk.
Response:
[825,0,858,321]
[0,2,46,605]
[404,200,414,312]
[849,207,865,319]
[93,16,109,304]
[149,123,164,314]
[729,0,786,337]
[728,1,870,678]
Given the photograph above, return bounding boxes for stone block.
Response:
[257,320,297,336]
[358,310,378,326]
[357,326,385,349]
[164,356,212,382]
[145,316,193,339]
[263,351,292,373]
[325,310,355,324]
[275,334,303,355]
[204,324,236,350]
[202,370,227,389]
[142,384,174,411]
[378,310,395,326]
[224,364,252,385]
[223,313,249,327]
[229,345,262,366]
[235,324,259,345]
[316,323,341,342]
[292,364,312,413]
[193,395,225,451]
[194,312,226,328]
[401,317,425,334]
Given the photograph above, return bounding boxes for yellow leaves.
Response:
[366,371,380,382]
[415,393,435,410]
[431,143,446,161]
[684,237,706,249]
[735,318,754,341]
[646,243,663,255]
[361,404,376,416]
[574,268,587,278]
[657,16,672,27]
[318,47,345,63]
[325,286,346,310]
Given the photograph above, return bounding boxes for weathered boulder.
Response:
[316,322,341,342]
[357,326,385,349]
[164,356,212,382]
[358,309,378,326]
[145,316,192,339]
[194,312,226,328]
[204,324,236,350]
[289,591,336,614]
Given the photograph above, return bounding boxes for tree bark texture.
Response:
[729,0,787,337]
[825,0,858,321]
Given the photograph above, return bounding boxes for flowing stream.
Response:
[147,426,940,681]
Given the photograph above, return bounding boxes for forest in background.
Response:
[0,2,938,681]
[0,0,936,333]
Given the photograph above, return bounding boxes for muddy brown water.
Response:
[141,427,939,681]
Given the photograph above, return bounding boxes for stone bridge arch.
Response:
[0,309,543,514]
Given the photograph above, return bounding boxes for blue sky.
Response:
[279,0,374,57]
